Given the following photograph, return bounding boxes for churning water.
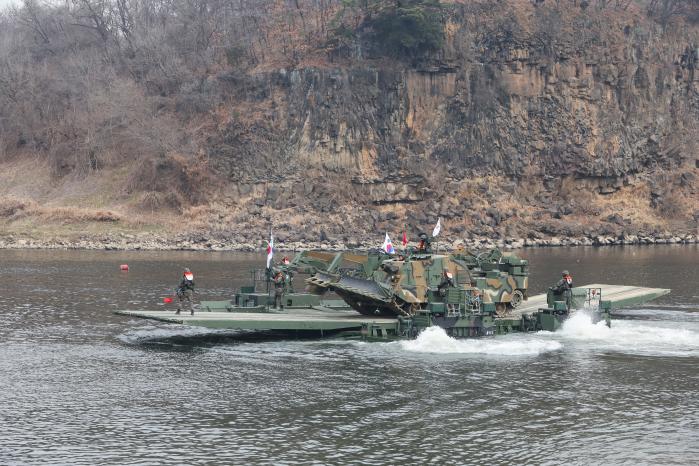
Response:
[1,246,698,465]
[398,326,564,356]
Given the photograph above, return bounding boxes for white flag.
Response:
[266,231,274,268]
[432,218,441,237]
[381,232,395,254]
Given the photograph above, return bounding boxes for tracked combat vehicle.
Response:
[296,249,661,339]
[310,248,529,317]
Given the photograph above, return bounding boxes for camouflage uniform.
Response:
[176,270,195,315]
[437,272,455,297]
[273,273,285,309]
[549,272,573,310]
[417,233,432,253]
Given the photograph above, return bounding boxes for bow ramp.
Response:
[509,283,671,318]
[115,284,669,332]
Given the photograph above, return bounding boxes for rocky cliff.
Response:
[203,1,698,246]
[0,0,698,248]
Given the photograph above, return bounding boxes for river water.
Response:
[1,246,697,465]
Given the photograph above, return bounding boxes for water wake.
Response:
[614,308,699,322]
[555,311,699,357]
[399,326,563,356]
[117,324,235,345]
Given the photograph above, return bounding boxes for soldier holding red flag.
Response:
[175,268,196,315]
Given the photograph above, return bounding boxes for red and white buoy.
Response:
[120,264,129,271]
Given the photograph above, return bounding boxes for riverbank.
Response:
[1,231,696,252]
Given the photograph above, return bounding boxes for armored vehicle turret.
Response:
[318,249,528,318]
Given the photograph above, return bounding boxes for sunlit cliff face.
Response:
[0,1,696,242]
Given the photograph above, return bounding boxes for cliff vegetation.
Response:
[0,0,698,247]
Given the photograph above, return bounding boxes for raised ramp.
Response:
[308,273,390,302]
[583,283,670,308]
[115,309,397,331]
[510,283,670,318]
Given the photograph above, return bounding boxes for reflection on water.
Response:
[0,245,697,465]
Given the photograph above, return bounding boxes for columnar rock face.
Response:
[209,3,697,242]
[0,1,697,245]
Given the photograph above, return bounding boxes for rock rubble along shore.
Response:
[0,232,696,252]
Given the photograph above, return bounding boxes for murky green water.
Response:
[1,246,697,465]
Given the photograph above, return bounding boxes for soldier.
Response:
[549,270,573,310]
[416,232,432,253]
[273,271,285,309]
[437,270,455,297]
[175,267,196,315]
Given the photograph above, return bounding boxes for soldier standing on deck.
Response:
[273,271,285,309]
[549,270,573,310]
[175,268,196,315]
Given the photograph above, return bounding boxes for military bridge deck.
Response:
[115,307,396,331]
[115,284,669,331]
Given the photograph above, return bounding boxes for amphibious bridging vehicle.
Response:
[115,249,670,341]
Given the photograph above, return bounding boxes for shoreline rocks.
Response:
[0,232,696,252]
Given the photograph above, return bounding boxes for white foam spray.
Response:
[399,326,563,356]
[554,310,699,357]
[558,311,612,339]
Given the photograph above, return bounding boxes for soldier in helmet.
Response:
[273,271,285,309]
[175,267,196,315]
[416,232,432,253]
[437,270,455,297]
[549,270,573,310]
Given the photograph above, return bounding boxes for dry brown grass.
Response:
[594,183,664,228]
[0,195,120,223]
[657,188,697,220]
[0,197,38,218]
[39,207,121,223]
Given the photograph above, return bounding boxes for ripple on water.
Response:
[1,248,699,465]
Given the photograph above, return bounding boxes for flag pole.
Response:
[265,228,272,306]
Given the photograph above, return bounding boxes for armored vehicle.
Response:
[310,248,529,317]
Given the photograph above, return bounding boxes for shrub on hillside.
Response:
[367,0,444,57]
[0,197,36,218]
[126,155,213,210]
[333,0,445,59]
